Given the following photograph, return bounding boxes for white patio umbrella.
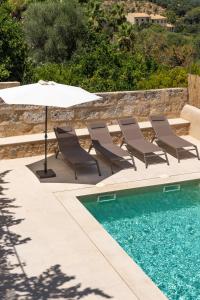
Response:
[0,81,102,178]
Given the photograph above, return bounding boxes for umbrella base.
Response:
[36,169,56,179]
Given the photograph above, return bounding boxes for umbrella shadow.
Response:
[0,170,112,299]
[26,154,136,184]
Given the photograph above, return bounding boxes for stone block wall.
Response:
[0,139,57,160]
[0,122,190,159]
[0,87,188,137]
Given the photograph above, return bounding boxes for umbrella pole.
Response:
[36,106,56,179]
[44,106,48,173]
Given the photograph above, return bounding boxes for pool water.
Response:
[81,181,200,300]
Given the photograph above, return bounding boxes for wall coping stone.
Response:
[97,87,187,95]
[0,118,190,147]
[0,81,20,89]
[181,104,200,140]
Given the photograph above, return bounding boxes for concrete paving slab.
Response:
[1,135,200,299]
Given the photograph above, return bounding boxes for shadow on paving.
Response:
[0,171,112,299]
[156,141,199,161]
[27,154,135,184]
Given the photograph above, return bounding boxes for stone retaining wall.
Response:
[0,87,188,137]
[0,122,190,159]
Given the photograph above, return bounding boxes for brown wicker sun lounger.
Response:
[54,127,101,179]
[87,122,136,173]
[149,115,200,162]
[118,118,169,168]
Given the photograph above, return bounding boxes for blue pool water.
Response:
[81,181,200,300]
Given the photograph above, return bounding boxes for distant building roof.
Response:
[150,14,167,20]
[127,12,150,19]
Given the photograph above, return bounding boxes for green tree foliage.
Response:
[30,2,157,91]
[32,45,156,92]
[186,6,200,23]
[87,1,126,34]
[28,0,200,91]
[149,0,200,34]
[23,0,85,63]
[183,7,200,33]
[1,0,200,90]
[7,0,46,19]
[0,2,27,81]
[149,0,200,16]
[137,67,188,89]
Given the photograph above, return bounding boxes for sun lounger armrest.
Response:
[150,115,166,122]
[55,127,73,134]
[119,119,137,125]
[90,123,105,129]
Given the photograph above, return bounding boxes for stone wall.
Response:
[0,87,188,137]
[0,122,190,159]
[0,139,57,160]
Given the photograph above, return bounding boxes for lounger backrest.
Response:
[87,122,112,144]
[118,118,143,141]
[149,115,174,137]
[54,127,79,150]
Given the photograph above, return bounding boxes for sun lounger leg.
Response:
[144,154,148,168]
[195,145,200,160]
[55,149,59,159]
[88,144,93,153]
[110,163,114,174]
[131,156,137,171]
[164,151,170,165]
[74,168,78,180]
[176,149,180,163]
[120,138,125,148]
[96,161,101,176]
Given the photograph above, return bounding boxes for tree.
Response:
[186,7,200,23]
[137,67,188,89]
[115,23,136,51]
[183,7,200,33]
[23,0,86,63]
[7,0,47,19]
[23,0,200,91]
[86,1,126,37]
[0,2,27,81]
[149,0,200,17]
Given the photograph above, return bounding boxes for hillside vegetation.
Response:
[0,0,200,91]
[150,0,200,33]
[103,0,165,14]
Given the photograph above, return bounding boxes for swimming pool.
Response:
[81,180,200,300]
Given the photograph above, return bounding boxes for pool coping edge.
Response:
[54,173,200,300]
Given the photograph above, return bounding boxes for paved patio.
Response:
[1,135,200,299]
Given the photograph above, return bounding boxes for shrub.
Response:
[23,0,86,63]
[0,2,27,81]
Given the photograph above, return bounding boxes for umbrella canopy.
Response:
[0,81,101,107]
[0,81,102,179]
